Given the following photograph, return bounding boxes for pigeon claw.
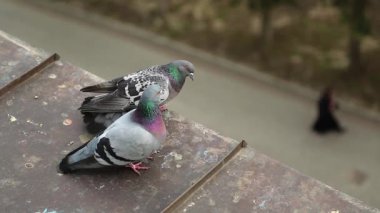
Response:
[127,162,149,175]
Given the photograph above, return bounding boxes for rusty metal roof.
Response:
[0,30,378,213]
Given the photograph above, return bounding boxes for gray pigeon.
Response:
[59,84,167,175]
[80,60,195,134]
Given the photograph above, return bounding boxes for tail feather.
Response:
[59,156,104,173]
[58,139,101,174]
[80,77,123,93]
[58,156,74,174]
[80,83,116,93]
[78,93,132,113]
[82,96,95,105]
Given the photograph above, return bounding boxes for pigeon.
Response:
[79,60,195,134]
[59,84,167,175]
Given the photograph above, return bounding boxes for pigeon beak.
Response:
[188,73,194,81]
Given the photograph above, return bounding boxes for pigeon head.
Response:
[135,84,163,120]
[173,60,195,81]
[166,60,195,91]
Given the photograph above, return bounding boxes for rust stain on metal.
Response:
[24,163,34,169]
[62,118,73,126]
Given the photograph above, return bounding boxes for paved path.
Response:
[1,0,380,208]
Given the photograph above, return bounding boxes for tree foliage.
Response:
[333,0,371,73]
[229,0,296,60]
[247,0,296,10]
[230,0,296,10]
[333,0,370,37]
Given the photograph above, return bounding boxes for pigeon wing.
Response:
[117,72,169,103]
[79,91,134,113]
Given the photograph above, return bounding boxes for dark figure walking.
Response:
[312,87,344,134]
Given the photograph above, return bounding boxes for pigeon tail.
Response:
[81,96,95,106]
[80,84,116,93]
[80,77,123,93]
[58,139,99,174]
[58,141,88,173]
[58,157,74,174]
[78,92,134,113]
[59,156,104,173]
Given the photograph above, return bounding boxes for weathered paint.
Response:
[0,30,58,96]
[174,148,379,213]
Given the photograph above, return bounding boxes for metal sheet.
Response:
[0,61,238,212]
[0,30,55,96]
[175,148,378,213]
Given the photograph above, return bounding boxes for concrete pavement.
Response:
[1,0,380,208]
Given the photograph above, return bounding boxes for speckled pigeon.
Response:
[79,60,195,134]
[59,84,167,175]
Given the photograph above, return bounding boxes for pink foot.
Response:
[127,162,149,175]
[159,104,168,112]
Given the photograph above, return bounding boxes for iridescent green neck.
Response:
[136,99,160,120]
[167,64,186,92]
[168,64,183,82]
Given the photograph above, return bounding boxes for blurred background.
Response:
[52,0,380,109]
[1,0,379,208]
